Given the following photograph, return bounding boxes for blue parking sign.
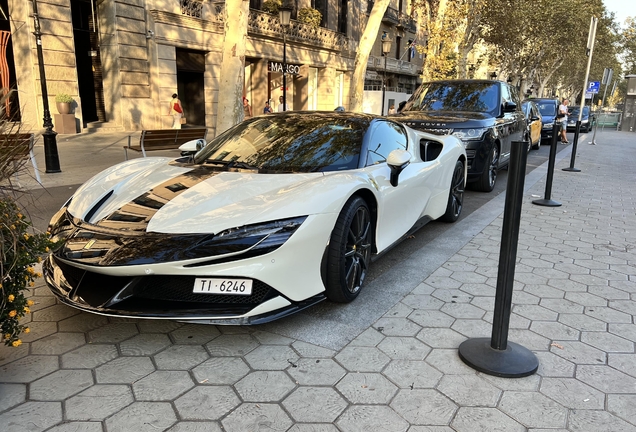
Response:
[588,81,600,94]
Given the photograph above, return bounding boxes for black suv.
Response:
[394,80,525,192]
[533,98,560,143]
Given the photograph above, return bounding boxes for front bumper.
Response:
[44,212,336,323]
[43,255,325,324]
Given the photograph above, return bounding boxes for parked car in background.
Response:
[567,105,596,132]
[44,112,466,324]
[534,98,560,143]
[394,79,525,192]
[521,100,543,150]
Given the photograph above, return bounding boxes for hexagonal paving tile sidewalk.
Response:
[1,133,635,431]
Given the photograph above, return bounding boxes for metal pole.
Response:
[282,31,287,112]
[32,0,61,173]
[458,140,538,377]
[564,16,597,173]
[381,55,387,115]
[532,123,561,207]
[591,69,612,144]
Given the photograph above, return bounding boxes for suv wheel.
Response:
[474,145,499,192]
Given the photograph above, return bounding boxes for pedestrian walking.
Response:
[263,101,273,114]
[558,98,569,144]
[170,93,183,129]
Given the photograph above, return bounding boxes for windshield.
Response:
[569,106,589,117]
[404,81,500,113]
[193,114,367,173]
[537,101,556,116]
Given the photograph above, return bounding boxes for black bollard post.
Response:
[562,120,581,172]
[532,122,562,207]
[458,140,539,378]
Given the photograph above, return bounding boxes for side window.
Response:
[365,120,408,166]
[500,84,511,105]
[508,84,522,105]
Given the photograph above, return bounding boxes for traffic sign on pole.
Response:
[588,81,600,94]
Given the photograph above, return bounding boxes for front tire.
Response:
[440,159,465,222]
[325,197,373,303]
[531,135,540,150]
[473,145,499,192]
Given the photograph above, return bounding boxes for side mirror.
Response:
[179,139,206,156]
[503,101,517,112]
[387,149,411,187]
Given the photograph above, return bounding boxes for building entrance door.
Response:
[0,0,20,120]
[176,49,206,127]
[71,0,106,125]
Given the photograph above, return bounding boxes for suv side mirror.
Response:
[503,101,517,112]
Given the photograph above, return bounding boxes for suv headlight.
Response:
[451,128,488,141]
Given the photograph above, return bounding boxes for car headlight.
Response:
[451,128,488,141]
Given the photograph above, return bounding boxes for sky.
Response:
[604,0,636,25]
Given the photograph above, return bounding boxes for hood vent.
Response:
[84,190,114,224]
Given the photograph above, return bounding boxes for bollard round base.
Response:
[458,337,539,378]
[562,167,581,172]
[532,199,562,207]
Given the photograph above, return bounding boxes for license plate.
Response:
[193,278,253,295]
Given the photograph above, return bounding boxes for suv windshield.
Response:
[569,106,590,117]
[193,114,366,173]
[404,81,500,113]
[536,101,557,116]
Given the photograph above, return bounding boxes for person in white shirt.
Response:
[558,99,569,144]
[277,95,287,112]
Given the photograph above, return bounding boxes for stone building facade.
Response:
[7,0,422,136]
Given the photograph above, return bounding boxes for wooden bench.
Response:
[124,128,208,160]
[0,133,41,184]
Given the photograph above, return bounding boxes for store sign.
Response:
[268,61,301,75]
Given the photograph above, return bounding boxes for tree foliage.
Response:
[621,17,636,75]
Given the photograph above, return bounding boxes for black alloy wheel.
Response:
[440,159,465,222]
[325,197,373,303]
[473,145,499,192]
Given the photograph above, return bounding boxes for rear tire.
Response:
[473,145,499,192]
[325,197,373,303]
[440,159,465,223]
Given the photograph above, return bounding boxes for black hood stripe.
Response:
[95,166,222,232]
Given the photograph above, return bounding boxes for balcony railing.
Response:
[382,7,400,25]
[399,13,417,33]
[371,56,419,75]
[212,4,351,53]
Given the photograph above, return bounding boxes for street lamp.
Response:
[381,35,392,115]
[278,5,292,112]
[32,0,61,173]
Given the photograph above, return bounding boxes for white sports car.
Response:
[44,112,466,324]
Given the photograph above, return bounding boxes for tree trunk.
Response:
[349,0,391,113]
[215,0,250,135]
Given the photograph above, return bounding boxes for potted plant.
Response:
[261,0,282,14]
[297,7,322,28]
[0,95,55,347]
[54,93,74,115]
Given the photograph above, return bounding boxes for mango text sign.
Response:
[268,61,301,75]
